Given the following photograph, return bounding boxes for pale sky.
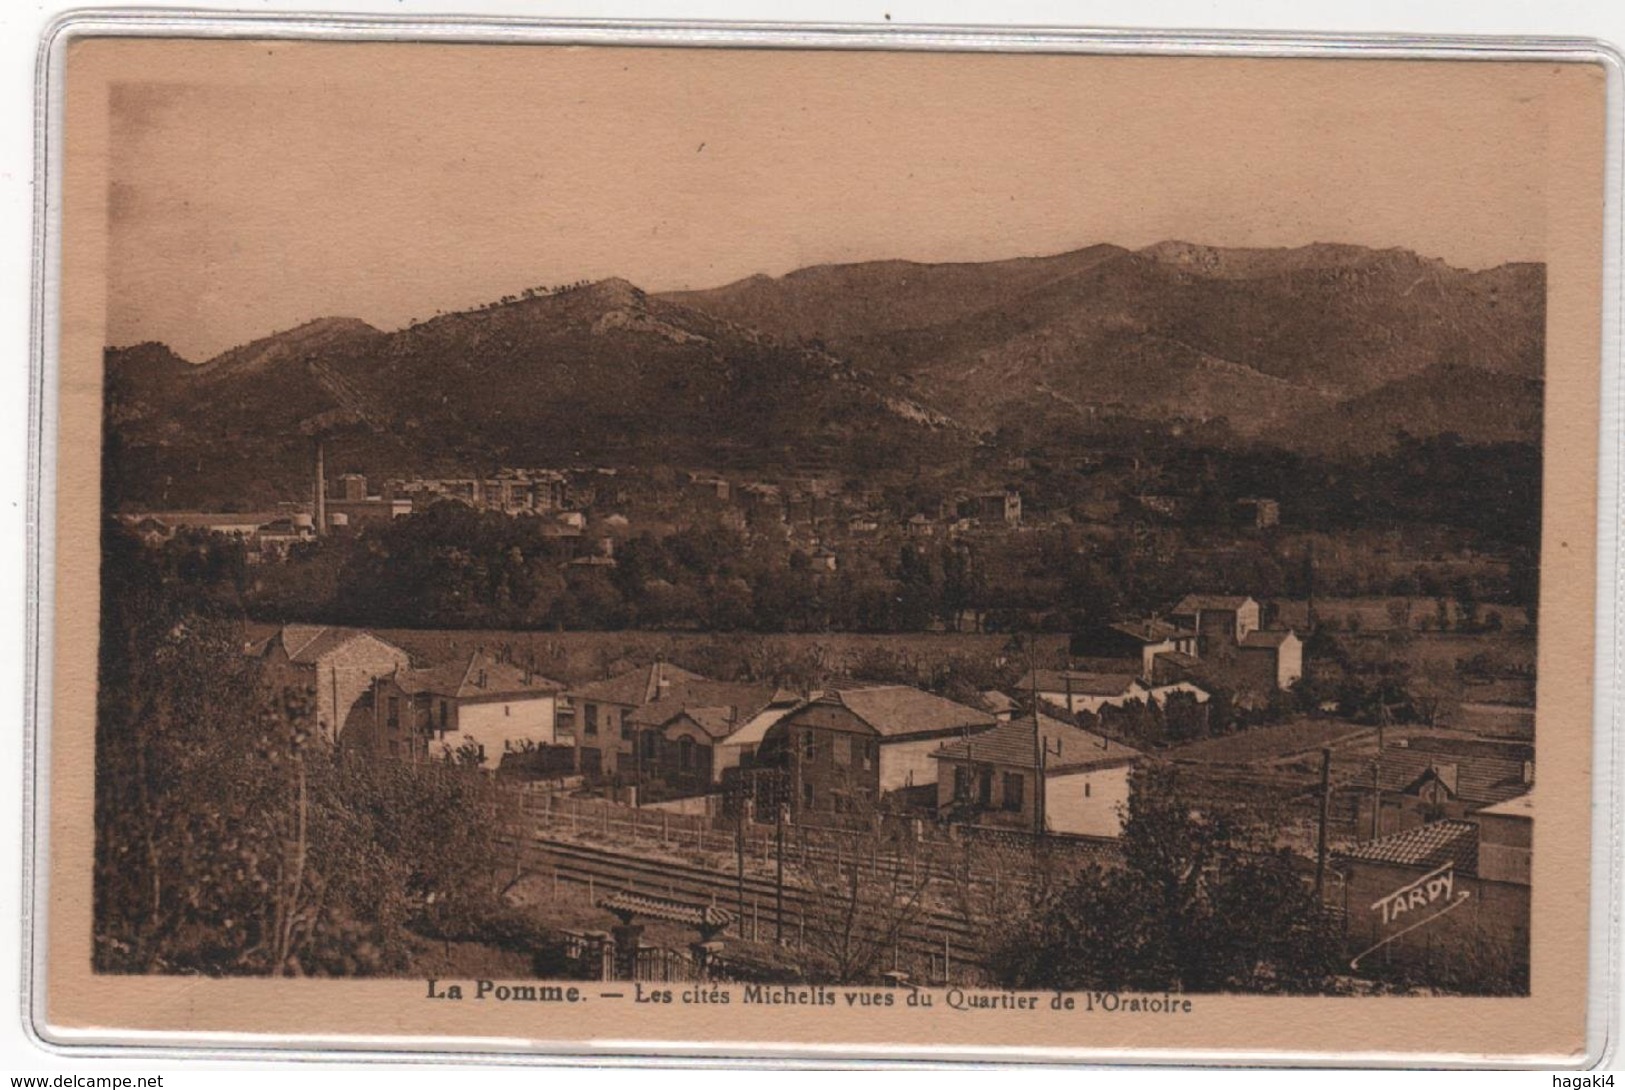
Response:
[95,42,1560,361]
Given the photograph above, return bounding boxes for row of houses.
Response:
[246,625,1142,839]
[567,660,1141,838]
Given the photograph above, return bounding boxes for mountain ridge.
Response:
[104,240,1544,508]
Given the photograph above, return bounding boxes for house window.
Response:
[438,700,448,730]
[1084,781,1092,799]
[642,732,658,760]
[505,705,511,717]
[953,766,971,801]
[801,729,817,763]
[679,737,694,769]
[833,735,851,767]
[584,704,598,737]
[863,740,875,771]
[977,770,993,809]
[386,697,400,729]
[1002,773,1025,812]
[803,781,814,808]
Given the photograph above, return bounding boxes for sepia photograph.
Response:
[33,30,1613,1062]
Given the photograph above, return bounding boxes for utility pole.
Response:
[1031,652,1044,839]
[735,774,746,931]
[1370,701,1389,840]
[1315,746,1332,900]
[633,723,642,808]
[774,768,786,944]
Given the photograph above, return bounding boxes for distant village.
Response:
[117,459,1280,575]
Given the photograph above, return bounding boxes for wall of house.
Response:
[345,679,429,759]
[640,718,718,796]
[774,704,878,816]
[936,758,1031,824]
[1277,637,1304,688]
[1046,765,1133,838]
[1476,813,1533,885]
[1339,860,1530,988]
[306,636,411,742]
[712,742,754,783]
[575,699,634,774]
[451,693,557,770]
[879,734,956,793]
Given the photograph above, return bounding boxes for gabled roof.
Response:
[1402,762,1460,798]
[569,662,708,706]
[809,685,996,739]
[1019,670,1140,697]
[1107,619,1196,644]
[1339,819,1479,874]
[255,625,406,666]
[717,700,807,749]
[1334,747,1529,808]
[1476,792,1533,819]
[625,681,785,732]
[1171,594,1258,614]
[395,650,563,699]
[933,711,1140,772]
[644,706,753,741]
[1240,629,1299,649]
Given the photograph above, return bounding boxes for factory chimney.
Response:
[313,438,327,536]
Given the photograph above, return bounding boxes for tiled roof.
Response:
[395,651,562,699]
[1107,619,1196,644]
[1339,820,1479,874]
[1335,747,1530,808]
[1018,670,1140,697]
[717,701,805,749]
[640,705,752,741]
[569,662,707,706]
[1154,650,1203,670]
[819,685,996,739]
[1240,629,1298,649]
[1172,595,1257,613]
[933,712,1139,771]
[259,625,406,666]
[625,681,783,731]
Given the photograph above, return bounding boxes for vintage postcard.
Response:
[29,25,1617,1065]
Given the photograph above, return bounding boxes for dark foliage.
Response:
[988,764,1343,994]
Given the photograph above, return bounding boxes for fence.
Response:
[555,929,797,984]
[514,790,1117,886]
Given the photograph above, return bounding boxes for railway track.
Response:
[510,833,992,970]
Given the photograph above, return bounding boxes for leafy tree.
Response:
[989,764,1341,993]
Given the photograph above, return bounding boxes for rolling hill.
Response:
[103,279,969,509]
[663,242,1544,448]
[104,240,1545,509]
